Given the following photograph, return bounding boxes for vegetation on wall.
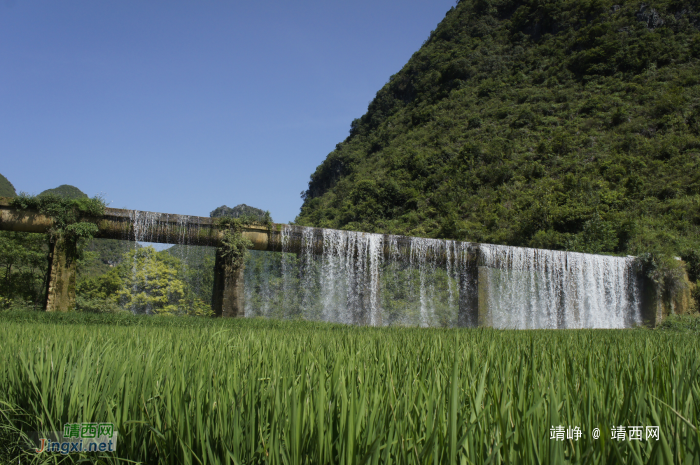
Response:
[215,212,273,272]
[297,0,700,266]
[1,191,106,310]
[9,193,106,259]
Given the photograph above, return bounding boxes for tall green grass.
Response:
[0,311,698,464]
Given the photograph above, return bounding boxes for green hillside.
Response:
[0,173,16,197]
[297,0,700,259]
[39,184,87,199]
[210,204,269,221]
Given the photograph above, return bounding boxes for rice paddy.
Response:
[0,311,698,464]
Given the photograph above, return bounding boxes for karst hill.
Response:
[296,0,700,264]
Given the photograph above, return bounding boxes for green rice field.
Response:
[0,311,698,464]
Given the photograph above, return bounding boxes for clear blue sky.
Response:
[1,0,455,224]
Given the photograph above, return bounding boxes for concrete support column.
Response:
[458,253,479,327]
[638,276,661,327]
[45,237,77,312]
[212,251,245,317]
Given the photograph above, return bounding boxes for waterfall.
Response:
[130,210,160,244]
[367,233,383,326]
[320,229,351,324]
[244,226,464,327]
[128,211,160,314]
[121,213,644,328]
[479,244,641,329]
[125,211,213,315]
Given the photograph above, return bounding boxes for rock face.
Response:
[641,264,697,325]
[637,4,664,29]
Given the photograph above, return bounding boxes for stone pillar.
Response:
[45,237,77,312]
[638,276,661,327]
[212,250,245,317]
[458,253,479,327]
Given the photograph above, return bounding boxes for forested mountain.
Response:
[296,0,700,259]
[0,175,86,200]
[210,204,268,220]
[39,184,87,199]
[0,173,16,197]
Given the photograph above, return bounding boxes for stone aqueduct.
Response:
[0,198,678,325]
[0,199,481,320]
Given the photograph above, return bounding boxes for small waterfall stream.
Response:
[125,211,211,315]
[128,211,158,314]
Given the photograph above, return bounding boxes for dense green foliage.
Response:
[297,0,700,262]
[0,172,16,197]
[0,232,47,310]
[162,243,216,306]
[0,312,698,464]
[655,311,700,332]
[39,184,87,200]
[77,245,213,316]
[114,247,190,315]
[79,238,135,278]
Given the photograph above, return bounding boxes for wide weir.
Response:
[0,198,669,327]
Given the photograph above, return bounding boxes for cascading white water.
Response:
[244,226,466,327]
[366,233,383,326]
[245,226,390,325]
[320,229,351,323]
[479,244,641,329]
[315,228,383,325]
[128,211,160,314]
[244,227,643,328]
[404,237,463,327]
[409,237,439,327]
[123,213,644,327]
[126,211,214,315]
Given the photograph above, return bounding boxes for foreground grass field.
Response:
[0,311,698,464]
